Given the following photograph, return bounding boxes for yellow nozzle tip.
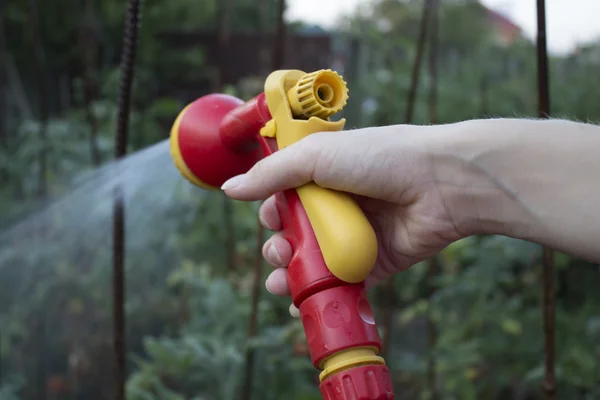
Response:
[287,69,349,119]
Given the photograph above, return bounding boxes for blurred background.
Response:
[0,0,599,399]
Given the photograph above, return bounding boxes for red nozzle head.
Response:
[170,93,264,189]
[320,364,394,400]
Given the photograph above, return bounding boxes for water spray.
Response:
[170,69,394,399]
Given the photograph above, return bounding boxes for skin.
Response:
[221,118,600,316]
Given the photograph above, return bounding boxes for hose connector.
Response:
[287,69,349,119]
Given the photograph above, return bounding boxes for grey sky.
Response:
[287,0,600,55]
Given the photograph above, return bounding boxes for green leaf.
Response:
[501,318,523,335]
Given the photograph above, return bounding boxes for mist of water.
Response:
[0,138,225,393]
[0,139,210,264]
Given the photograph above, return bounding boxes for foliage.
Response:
[126,263,320,400]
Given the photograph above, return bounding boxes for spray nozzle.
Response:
[287,69,349,119]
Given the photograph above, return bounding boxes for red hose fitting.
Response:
[320,364,394,399]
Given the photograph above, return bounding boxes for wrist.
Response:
[427,119,536,239]
[421,117,600,263]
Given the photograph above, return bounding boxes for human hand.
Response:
[221,125,468,315]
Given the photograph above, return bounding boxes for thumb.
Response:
[221,136,322,201]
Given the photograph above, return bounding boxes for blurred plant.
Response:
[126,262,320,400]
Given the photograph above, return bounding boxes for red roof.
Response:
[485,7,522,34]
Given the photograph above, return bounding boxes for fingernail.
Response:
[265,279,273,294]
[289,304,300,318]
[259,214,273,230]
[267,245,283,266]
[221,174,245,191]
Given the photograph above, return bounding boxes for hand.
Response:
[221,125,469,314]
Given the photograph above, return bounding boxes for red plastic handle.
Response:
[256,134,382,369]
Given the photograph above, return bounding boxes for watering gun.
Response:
[169,69,394,399]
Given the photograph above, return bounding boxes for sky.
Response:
[286,0,600,55]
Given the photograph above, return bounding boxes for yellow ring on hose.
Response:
[170,104,219,191]
[318,347,385,382]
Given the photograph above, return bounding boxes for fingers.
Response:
[221,126,407,204]
[259,196,295,310]
[263,231,292,297]
[261,227,298,318]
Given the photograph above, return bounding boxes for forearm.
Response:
[433,118,600,262]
